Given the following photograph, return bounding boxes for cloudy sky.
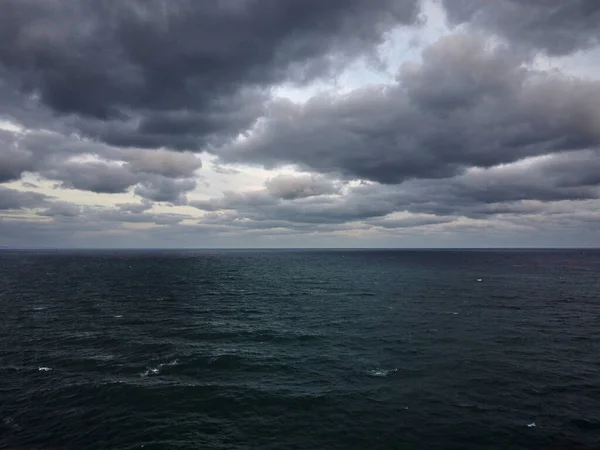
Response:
[1,0,599,248]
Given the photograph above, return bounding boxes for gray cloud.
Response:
[0,207,192,248]
[191,173,341,216]
[442,0,600,55]
[124,149,201,178]
[1,2,600,248]
[134,175,196,205]
[0,130,34,182]
[88,208,192,226]
[367,215,456,229]
[45,161,137,194]
[220,34,600,184]
[0,128,203,203]
[190,190,275,212]
[0,186,49,210]
[193,148,600,229]
[117,200,153,214]
[0,0,420,149]
[265,174,339,200]
[38,201,81,217]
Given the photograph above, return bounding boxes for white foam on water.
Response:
[141,367,160,377]
[140,359,179,377]
[114,315,123,318]
[38,367,52,372]
[527,422,536,428]
[367,368,398,377]
[477,279,482,282]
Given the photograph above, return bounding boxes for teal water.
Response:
[1,250,599,449]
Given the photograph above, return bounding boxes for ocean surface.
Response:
[1,249,599,449]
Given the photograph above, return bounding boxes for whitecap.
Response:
[367,368,397,377]
[114,315,123,318]
[140,359,178,377]
[527,422,536,428]
[38,367,52,372]
[476,279,482,282]
[141,367,160,377]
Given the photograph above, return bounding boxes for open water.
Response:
[1,249,599,449]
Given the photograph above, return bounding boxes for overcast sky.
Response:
[1,0,599,248]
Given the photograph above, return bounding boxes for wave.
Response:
[140,359,179,377]
[367,368,397,377]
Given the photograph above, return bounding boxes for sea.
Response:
[1,249,599,449]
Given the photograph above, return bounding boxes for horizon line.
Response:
[1,247,599,251]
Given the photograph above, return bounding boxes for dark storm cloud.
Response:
[220,34,600,184]
[74,90,269,151]
[0,0,420,149]
[442,0,600,55]
[0,186,49,210]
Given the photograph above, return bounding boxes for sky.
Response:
[0,0,599,248]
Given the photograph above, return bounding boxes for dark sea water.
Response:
[1,249,599,449]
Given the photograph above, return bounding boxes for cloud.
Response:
[190,189,276,212]
[45,161,137,194]
[0,186,49,210]
[1,3,600,248]
[220,34,600,184]
[442,0,600,56]
[123,149,201,178]
[0,0,421,149]
[38,201,80,217]
[133,175,196,204]
[265,174,339,199]
[88,208,192,225]
[0,128,202,203]
[192,147,600,230]
[0,130,34,182]
[367,214,456,229]
[117,200,153,214]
